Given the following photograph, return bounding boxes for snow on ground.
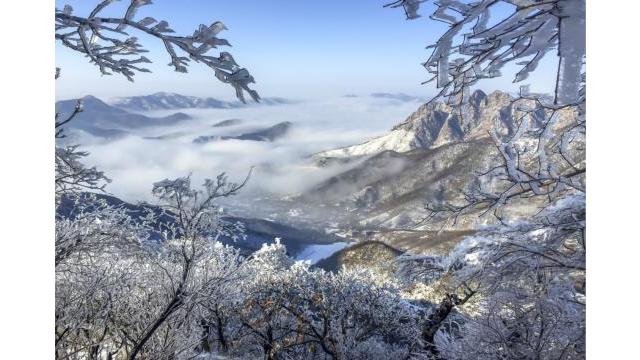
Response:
[295,242,350,264]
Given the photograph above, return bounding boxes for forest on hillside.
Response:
[55,1,585,359]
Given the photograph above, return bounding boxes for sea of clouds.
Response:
[79,95,424,203]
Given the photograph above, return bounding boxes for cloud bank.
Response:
[79,95,423,203]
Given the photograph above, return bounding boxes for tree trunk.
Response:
[128,294,183,360]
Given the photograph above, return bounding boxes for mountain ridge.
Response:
[194,121,293,143]
[110,92,294,111]
[313,90,569,161]
[296,90,580,243]
[55,95,192,139]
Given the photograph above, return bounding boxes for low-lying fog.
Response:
[79,95,423,206]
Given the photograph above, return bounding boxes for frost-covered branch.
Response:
[55,145,110,204]
[385,0,585,107]
[388,3,586,357]
[150,171,251,240]
[425,93,585,224]
[56,1,260,102]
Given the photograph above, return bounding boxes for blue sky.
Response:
[56,0,556,101]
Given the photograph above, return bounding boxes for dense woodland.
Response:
[55,1,585,359]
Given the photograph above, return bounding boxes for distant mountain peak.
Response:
[151,91,178,96]
[55,95,192,140]
[110,92,294,111]
[212,119,243,127]
[370,92,424,102]
[111,93,233,111]
[194,121,293,144]
[469,89,487,107]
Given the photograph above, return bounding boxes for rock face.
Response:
[305,138,500,231]
[55,96,192,139]
[314,90,567,161]
[301,90,579,238]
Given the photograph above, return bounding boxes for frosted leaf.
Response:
[385,0,425,20]
[137,17,157,27]
[151,20,174,33]
[209,21,228,36]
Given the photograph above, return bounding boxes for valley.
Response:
[55,90,581,270]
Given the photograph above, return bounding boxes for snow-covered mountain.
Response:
[111,92,293,111]
[314,90,568,160]
[296,90,580,253]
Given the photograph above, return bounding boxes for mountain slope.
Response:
[299,90,580,247]
[315,241,402,273]
[58,193,342,258]
[304,138,499,231]
[55,96,191,139]
[212,119,243,127]
[314,90,558,160]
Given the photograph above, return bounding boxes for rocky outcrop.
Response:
[314,90,573,161]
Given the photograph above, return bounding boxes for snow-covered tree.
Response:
[55,99,110,205]
[225,241,423,360]
[54,193,148,267]
[399,194,585,358]
[388,1,586,358]
[150,172,251,241]
[54,3,262,358]
[383,0,586,221]
[55,177,249,359]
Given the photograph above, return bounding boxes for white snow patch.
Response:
[315,129,414,159]
[295,242,350,264]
